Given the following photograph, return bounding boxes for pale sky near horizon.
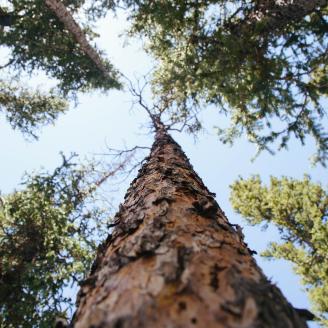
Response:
[0,8,326,327]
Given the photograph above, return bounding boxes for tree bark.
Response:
[230,0,327,35]
[72,129,308,328]
[44,0,110,77]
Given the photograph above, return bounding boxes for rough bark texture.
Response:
[72,128,308,328]
[44,0,110,76]
[231,0,327,35]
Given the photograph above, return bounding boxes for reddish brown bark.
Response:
[72,128,308,328]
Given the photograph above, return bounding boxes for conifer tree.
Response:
[0,0,121,138]
[72,118,312,327]
[0,154,127,327]
[230,175,328,325]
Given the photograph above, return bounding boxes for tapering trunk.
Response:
[72,130,308,328]
[231,0,327,35]
[44,0,109,76]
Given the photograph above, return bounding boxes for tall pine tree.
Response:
[72,121,310,327]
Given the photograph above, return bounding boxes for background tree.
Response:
[230,175,328,325]
[0,153,120,327]
[0,0,121,138]
[0,0,120,93]
[105,0,328,164]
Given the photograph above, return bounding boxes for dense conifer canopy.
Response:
[1,0,120,93]
[230,175,328,325]
[0,154,111,327]
[113,0,328,164]
[0,0,121,138]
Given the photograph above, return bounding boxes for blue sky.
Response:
[0,9,326,327]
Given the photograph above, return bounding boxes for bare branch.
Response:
[0,59,14,70]
[121,74,204,137]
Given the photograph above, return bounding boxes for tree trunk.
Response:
[44,0,110,77]
[230,0,327,35]
[72,128,308,328]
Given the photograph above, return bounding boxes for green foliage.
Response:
[230,175,328,325]
[0,0,121,137]
[0,79,68,138]
[0,154,111,327]
[1,0,121,94]
[114,0,328,165]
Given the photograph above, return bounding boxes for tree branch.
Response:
[44,0,112,77]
